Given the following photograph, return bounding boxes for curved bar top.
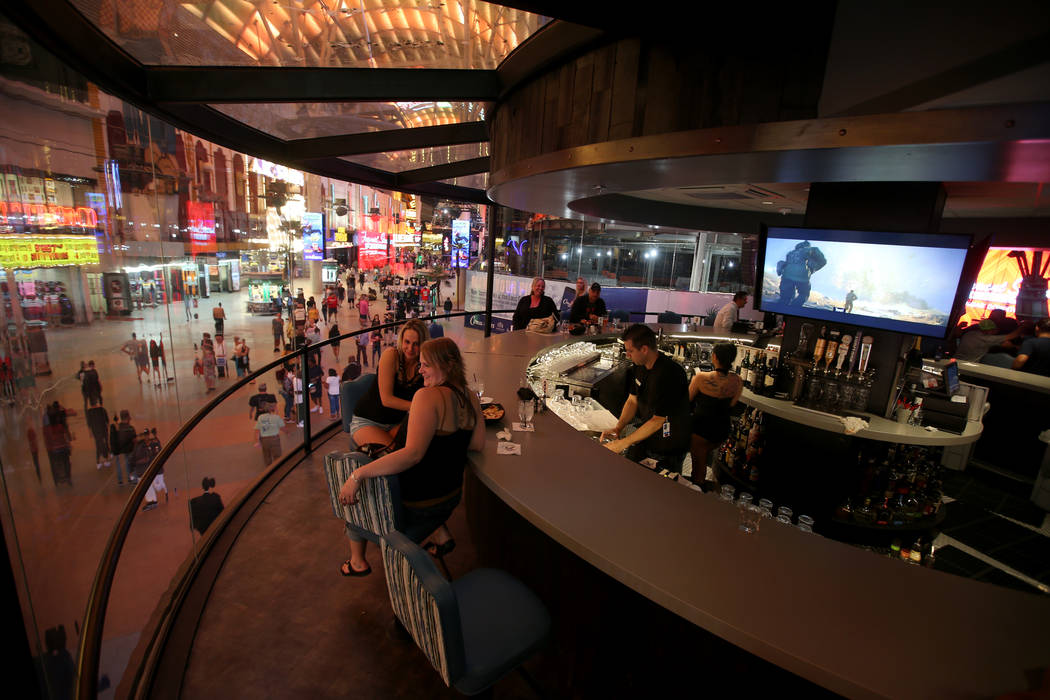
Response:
[957,360,1050,395]
[738,389,983,446]
[461,329,1050,700]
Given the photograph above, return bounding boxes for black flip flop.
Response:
[340,559,371,577]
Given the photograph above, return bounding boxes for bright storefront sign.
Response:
[302,212,323,260]
[0,201,99,230]
[0,234,100,268]
[392,230,418,247]
[186,201,216,254]
[357,231,388,268]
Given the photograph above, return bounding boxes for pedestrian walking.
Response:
[109,409,137,486]
[43,402,73,486]
[214,334,228,379]
[277,365,294,422]
[183,292,192,322]
[328,323,341,362]
[82,360,102,406]
[358,295,369,326]
[272,313,284,352]
[370,318,381,365]
[213,302,226,335]
[356,328,369,367]
[86,403,110,469]
[326,368,340,419]
[253,402,283,466]
[190,477,224,535]
[233,337,249,379]
[307,354,324,414]
[149,336,163,385]
[200,333,216,392]
[135,336,150,385]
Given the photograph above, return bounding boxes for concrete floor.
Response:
[0,284,479,692]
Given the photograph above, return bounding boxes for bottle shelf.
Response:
[829,508,946,532]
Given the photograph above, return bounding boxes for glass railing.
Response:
[73,310,512,698]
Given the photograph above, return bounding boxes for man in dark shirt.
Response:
[248,383,278,421]
[600,324,691,472]
[1013,319,1050,377]
[569,283,608,326]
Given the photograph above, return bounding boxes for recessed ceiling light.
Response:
[762,201,774,205]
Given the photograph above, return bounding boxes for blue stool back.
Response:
[340,373,376,433]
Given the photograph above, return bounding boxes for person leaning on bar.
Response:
[511,277,560,331]
[600,324,692,472]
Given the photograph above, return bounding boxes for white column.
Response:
[690,232,708,292]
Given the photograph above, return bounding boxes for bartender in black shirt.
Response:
[569,282,608,327]
[600,324,691,472]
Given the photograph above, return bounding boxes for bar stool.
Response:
[380,531,551,696]
[323,451,454,578]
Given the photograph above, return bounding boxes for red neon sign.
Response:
[186,201,217,254]
[0,201,99,229]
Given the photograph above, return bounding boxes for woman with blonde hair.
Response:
[348,318,428,446]
[339,337,484,575]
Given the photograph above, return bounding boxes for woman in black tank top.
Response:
[687,343,743,487]
[339,337,485,576]
[350,319,427,444]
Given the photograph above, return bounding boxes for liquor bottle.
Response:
[909,537,924,564]
[752,351,766,395]
[875,494,892,526]
[740,350,752,389]
[855,497,875,524]
[889,538,902,560]
[763,354,778,394]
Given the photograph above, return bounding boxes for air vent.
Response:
[686,192,750,200]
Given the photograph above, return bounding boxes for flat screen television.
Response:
[756,226,974,337]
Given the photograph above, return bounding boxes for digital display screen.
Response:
[301,212,323,261]
[759,227,971,337]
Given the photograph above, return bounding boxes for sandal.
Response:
[340,559,372,577]
[422,539,456,558]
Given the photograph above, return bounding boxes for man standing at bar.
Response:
[601,324,691,472]
[714,291,748,333]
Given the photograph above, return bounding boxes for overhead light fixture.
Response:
[762,201,774,205]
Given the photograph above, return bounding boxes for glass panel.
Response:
[213,101,489,140]
[438,172,488,190]
[342,142,488,172]
[69,0,549,69]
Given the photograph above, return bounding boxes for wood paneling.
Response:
[491,38,826,172]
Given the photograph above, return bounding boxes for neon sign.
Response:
[186,201,216,254]
[0,201,99,229]
[0,234,100,268]
[508,238,528,256]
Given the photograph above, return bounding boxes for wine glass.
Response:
[517,399,529,429]
[523,399,535,429]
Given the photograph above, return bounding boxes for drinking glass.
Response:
[797,515,815,533]
[523,399,535,429]
[776,505,793,522]
[738,504,762,534]
[719,485,736,503]
[737,492,753,508]
[758,498,774,519]
[776,514,792,525]
[517,400,529,428]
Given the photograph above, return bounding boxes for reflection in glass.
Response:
[343,141,488,172]
[214,101,490,140]
[68,0,550,69]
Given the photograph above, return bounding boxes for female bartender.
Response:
[349,319,428,447]
[338,337,485,576]
[512,277,560,331]
[687,343,743,486]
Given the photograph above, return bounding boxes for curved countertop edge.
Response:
[463,329,1050,700]
[957,360,1050,395]
[737,389,983,446]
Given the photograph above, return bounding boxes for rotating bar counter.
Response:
[459,326,1050,700]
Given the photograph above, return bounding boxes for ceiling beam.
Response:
[836,30,1050,116]
[287,122,489,159]
[396,157,491,186]
[147,67,502,103]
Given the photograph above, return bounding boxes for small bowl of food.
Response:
[482,402,505,425]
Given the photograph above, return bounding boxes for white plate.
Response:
[480,396,494,405]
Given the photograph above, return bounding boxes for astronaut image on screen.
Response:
[776,240,827,307]
[761,229,970,336]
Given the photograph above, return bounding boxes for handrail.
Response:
[73,308,513,699]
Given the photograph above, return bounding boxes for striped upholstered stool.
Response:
[380,531,551,696]
[324,451,402,545]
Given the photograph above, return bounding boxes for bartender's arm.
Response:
[604,414,664,454]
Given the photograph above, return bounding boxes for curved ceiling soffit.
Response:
[487,102,1050,220]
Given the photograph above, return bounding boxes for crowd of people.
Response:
[949,309,1050,376]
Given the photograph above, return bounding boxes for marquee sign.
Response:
[0,234,100,268]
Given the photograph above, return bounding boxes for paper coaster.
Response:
[512,422,535,432]
[496,442,521,455]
